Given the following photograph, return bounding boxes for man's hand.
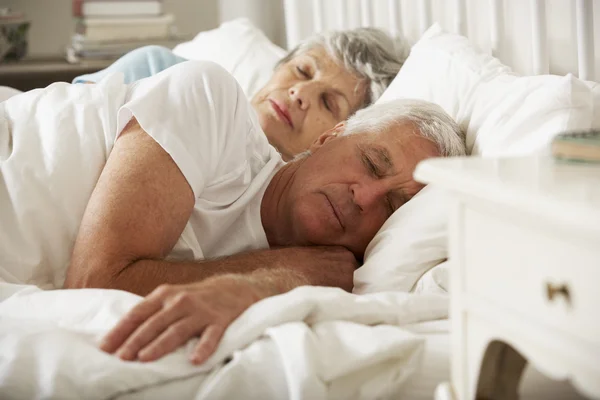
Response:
[100,246,357,365]
[100,274,263,365]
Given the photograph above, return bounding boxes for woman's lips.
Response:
[269,99,293,128]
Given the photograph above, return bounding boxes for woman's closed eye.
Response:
[322,94,333,112]
[296,66,310,78]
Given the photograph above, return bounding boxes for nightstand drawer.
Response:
[462,207,600,344]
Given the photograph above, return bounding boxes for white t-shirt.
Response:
[0,61,283,289]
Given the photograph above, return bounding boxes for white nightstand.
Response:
[414,156,600,400]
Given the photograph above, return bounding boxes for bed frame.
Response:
[283,0,599,81]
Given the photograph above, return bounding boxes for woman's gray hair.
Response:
[278,27,410,107]
[343,99,466,157]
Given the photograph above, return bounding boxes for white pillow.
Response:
[377,23,510,136]
[0,86,21,102]
[469,74,595,155]
[354,185,449,294]
[354,23,598,294]
[173,18,286,98]
[380,23,597,155]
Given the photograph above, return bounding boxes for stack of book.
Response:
[551,130,600,163]
[68,0,184,63]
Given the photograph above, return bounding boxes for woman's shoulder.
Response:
[172,60,239,90]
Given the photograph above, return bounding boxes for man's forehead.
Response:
[357,140,393,165]
[352,127,422,162]
[361,121,419,143]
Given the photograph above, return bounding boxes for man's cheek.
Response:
[293,201,336,244]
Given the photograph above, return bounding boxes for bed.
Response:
[1,0,599,399]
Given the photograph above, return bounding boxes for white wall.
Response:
[7,0,286,58]
[219,0,286,47]
[284,0,600,79]
[12,0,597,79]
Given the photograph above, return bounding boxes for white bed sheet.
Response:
[0,282,586,400]
[0,282,448,400]
[115,319,451,400]
[1,255,586,400]
[110,317,586,399]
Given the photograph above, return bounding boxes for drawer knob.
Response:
[545,282,571,304]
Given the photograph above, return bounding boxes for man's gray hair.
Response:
[278,27,410,107]
[343,99,466,157]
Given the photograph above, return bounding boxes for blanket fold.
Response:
[0,283,447,399]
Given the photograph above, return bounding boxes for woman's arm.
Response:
[72,45,187,84]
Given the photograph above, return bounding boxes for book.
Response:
[551,130,600,163]
[71,34,186,52]
[82,1,163,17]
[65,33,190,63]
[73,0,83,17]
[75,14,174,42]
[65,36,187,63]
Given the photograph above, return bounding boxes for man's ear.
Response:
[309,122,346,153]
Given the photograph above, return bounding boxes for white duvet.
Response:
[0,282,447,399]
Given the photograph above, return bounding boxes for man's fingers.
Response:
[190,325,226,365]
[137,318,202,362]
[100,297,163,354]
[114,305,186,361]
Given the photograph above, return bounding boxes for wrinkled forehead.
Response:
[286,46,348,78]
[349,122,439,159]
[346,120,418,144]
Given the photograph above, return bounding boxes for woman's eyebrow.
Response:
[304,54,320,73]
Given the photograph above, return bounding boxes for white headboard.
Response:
[283,0,599,82]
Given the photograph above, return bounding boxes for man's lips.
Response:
[324,193,345,230]
[269,99,293,128]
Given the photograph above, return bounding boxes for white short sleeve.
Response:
[117,60,250,197]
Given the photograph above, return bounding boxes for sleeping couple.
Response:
[0,27,465,365]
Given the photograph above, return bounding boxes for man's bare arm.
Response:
[64,118,355,296]
[88,246,355,295]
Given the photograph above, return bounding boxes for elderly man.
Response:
[74,27,409,160]
[0,61,464,366]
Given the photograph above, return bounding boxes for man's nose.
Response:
[289,82,319,110]
[350,181,389,212]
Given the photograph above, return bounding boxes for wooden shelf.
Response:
[0,59,112,75]
[0,58,115,91]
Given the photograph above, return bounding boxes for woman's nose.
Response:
[289,82,317,110]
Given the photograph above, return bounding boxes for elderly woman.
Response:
[74,27,409,160]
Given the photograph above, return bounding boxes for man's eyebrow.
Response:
[360,144,407,208]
